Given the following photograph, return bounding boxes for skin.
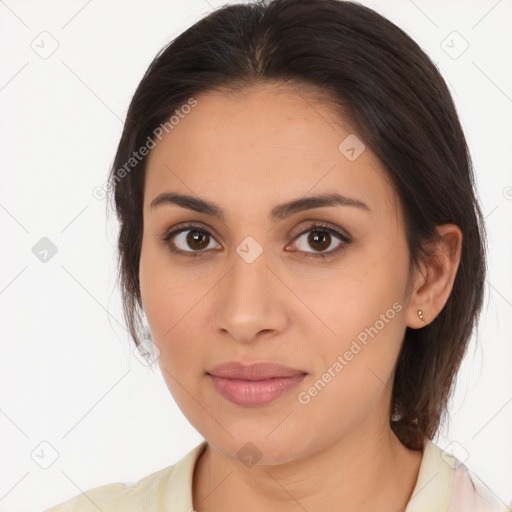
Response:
[139,82,462,512]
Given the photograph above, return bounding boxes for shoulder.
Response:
[42,465,175,512]
[405,438,510,512]
[448,463,511,512]
[43,441,207,512]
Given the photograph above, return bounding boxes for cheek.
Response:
[303,247,406,340]
[301,240,408,389]
[139,242,180,348]
[139,246,210,375]
[140,239,185,325]
[297,296,406,434]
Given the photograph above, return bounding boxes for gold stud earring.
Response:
[418,309,425,321]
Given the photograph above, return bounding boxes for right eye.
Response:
[161,224,222,257]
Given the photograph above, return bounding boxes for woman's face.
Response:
[139,83,419,464]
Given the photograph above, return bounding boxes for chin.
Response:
[207,432,312,468]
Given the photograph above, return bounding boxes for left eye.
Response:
[290,224,350,259]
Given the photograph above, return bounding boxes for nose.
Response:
[213,243,289,344]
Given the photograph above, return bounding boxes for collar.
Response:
[161,439,207,510]
[405,438,454,512]
[161,438,454,511]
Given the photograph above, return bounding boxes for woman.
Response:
[45,0,508,510]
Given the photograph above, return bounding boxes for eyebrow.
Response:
[150,191,370,222]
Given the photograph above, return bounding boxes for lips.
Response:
[207,361,307,380]
[206,361,307,407]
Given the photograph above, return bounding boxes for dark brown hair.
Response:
[106,0,486,451]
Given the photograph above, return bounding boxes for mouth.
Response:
[206,361,307,407]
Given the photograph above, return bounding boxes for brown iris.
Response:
[308,230,331,252]
[186,230,210,251]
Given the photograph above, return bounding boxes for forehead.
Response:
[144,83,400,223]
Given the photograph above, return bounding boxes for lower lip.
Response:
[208,373,306,407]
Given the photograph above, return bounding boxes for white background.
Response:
[0,0,511,510]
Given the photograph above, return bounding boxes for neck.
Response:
[192,415,423,512]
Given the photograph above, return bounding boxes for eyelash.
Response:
[159,221,351,260]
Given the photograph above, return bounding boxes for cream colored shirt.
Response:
[44,438,509,511]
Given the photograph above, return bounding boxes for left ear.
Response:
[405,223,463,329]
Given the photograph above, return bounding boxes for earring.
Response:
[417,309,425,321]
[391,401,403,422]
[142,323,153,341]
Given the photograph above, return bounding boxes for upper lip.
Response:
[207,361,307,380]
